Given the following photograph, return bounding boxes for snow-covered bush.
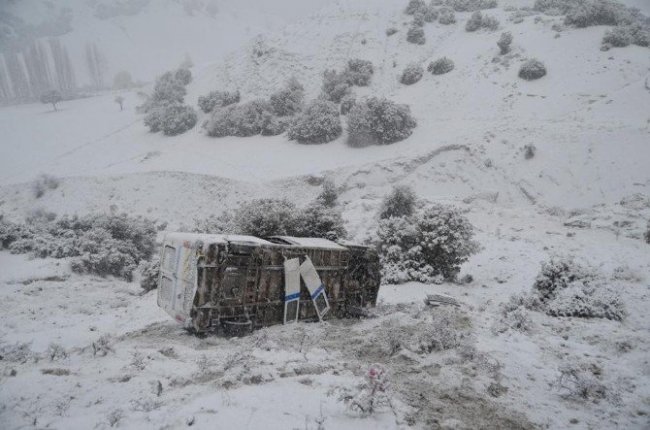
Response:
[497,31,513,54]
[602,25,633,47]
[160,104,197,136]
[534,0,580,14]
[293,202,347,240]
[518,59,547,80]
[407,25,426,45]
[446,0,498,12]
[602,24,650,48]
[0,217,33,249]
[416,205,480,280]
[400,63,424,85]
[405,0,426,15]
[287,99,342,144]
[417,307,469,352]
[531,257,626,321]
[259,111,290,136]
[428,57,455,75]
[466,11,483,31]
[347,97,417,147]
[495,294,534,333]
[377,204,479,283]
[204,99,273,137]
[174,67,192,86]
[424,6,439,22]
[321,69,352,103]
[386,27,399,36]
[32,174,60,198]
[269,77,305,116]
[340,94,356,115]
[316,179,339,208]
[5,214,157,281]
[140,68,191,113]
[379,185,417,219]
[564,0,634,28]
[0,342,36,363]
[197,90,240,113]
[41,89,62,111]
[141,67,195,136]
[234,199,299,238]
[465,11,500,31]
[438,7,457,24]
[346,59,374,87]
[524,144,536,159]
[139,259,160,292]
[413,10,426,27]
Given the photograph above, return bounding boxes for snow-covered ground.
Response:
[1,0,650,429]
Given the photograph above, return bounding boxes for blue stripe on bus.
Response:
[311,284,325,299]
[285,292,301,302]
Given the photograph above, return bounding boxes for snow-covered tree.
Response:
[379,185,417,219]
[340,94,356,115]
[377,204,479,283]
[294,202,347,240]
[400,63,424,85]
[287,99,342,144]
[85,43,107,89]
[40,89,62,111]
[235,199,298,238]
[447,0,497,12]
[347,97,417,147]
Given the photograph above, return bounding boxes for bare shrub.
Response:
[92,335,114,357]
[555,363,608,401]
[518,59,547,80]
[407,25,426,45]
[428,57,455,75]
[46,343,68,361]
[32,174,60,198]
[495,294,534,333]
[0,342,36,363]
[401,63,424,85]
[338,364,392,417]
[107,409,124,427]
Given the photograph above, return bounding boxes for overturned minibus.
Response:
[157,232,381,334]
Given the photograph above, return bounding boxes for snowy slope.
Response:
[1,1,650,429]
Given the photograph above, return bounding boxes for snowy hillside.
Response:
[1,0,650,429]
